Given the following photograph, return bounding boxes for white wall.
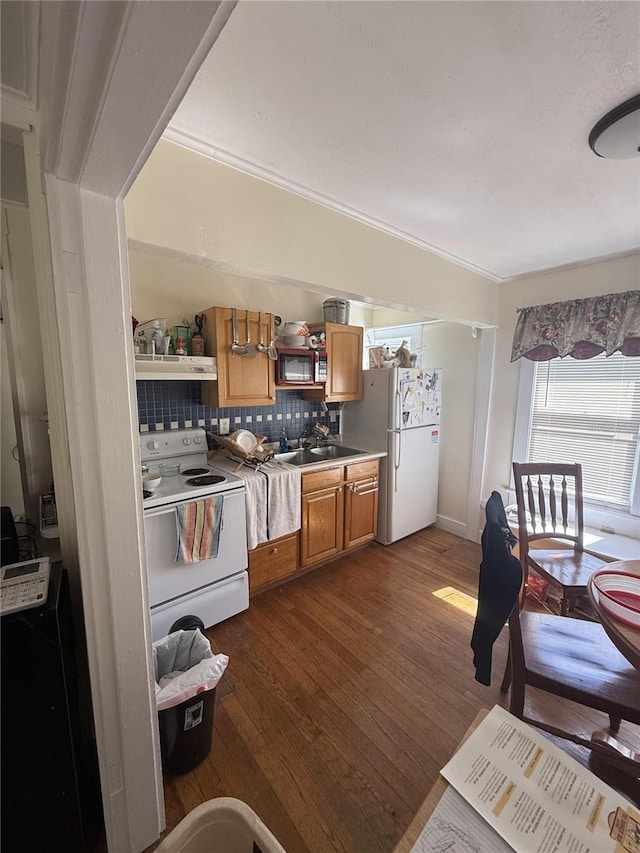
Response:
[362,306,442,329]
[1,206,52,522]
[130,246,387,350]
[125,140,499,327]
[421,321,481,534]
[483,253,640,499]
[1,141,28,206]
[130,247,335,326]
[0,324,24,516]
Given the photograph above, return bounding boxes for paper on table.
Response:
[440,705,639,853]
[409,785,512,853]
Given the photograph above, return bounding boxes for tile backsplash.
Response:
[137,381,341,442]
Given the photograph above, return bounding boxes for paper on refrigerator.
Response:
[438,705,639,853]
[399,369,441,428]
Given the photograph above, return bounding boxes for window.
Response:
[364,323,427,368]
[514,353,640,528]
[366,324,423,352]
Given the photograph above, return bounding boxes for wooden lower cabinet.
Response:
[344,461,379,550]
[248,459,380,590]
[300,459,379,569]
[300,484,345,568]
[248,533,298,594]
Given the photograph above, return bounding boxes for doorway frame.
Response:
[25,2,235,849]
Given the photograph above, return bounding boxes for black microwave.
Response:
[275,348,327,385]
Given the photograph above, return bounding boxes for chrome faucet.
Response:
[299,425,331,449]
[298,427,314,449]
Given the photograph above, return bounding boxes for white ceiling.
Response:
[167,0,640,282]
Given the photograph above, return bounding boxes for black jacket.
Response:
[471,498,522,686]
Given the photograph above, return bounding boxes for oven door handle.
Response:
[144,505,178,519]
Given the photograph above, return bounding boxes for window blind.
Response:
[529,353,640,509]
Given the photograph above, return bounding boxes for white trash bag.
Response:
[153,629,228,712]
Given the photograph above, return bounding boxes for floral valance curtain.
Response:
[511,290,640,362]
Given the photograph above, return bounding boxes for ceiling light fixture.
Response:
[588,94,640,159]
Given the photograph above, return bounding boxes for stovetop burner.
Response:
[185,475,226,487]
[143,490,154,499]
[182,468,211,476]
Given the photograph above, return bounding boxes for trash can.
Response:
[153,623,228,775]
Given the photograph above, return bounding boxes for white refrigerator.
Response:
[341,367,442,545]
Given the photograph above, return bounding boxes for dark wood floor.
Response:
[150,528,640,852]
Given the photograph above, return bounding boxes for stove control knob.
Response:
[183,437,192,446]
[193,435,203,445]
[146,439,159,451]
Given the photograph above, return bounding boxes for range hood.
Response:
[134,354,217,380]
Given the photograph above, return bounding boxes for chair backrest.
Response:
[512,463,585,567]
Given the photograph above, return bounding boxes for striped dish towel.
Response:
[175,496,224,563]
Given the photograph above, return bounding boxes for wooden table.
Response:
[587,559,640,670]
[394,706,640,852]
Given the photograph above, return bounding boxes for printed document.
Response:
[433,705,639,853]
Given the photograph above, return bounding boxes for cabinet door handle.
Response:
[352,479,377,494]
[271,547,278,554]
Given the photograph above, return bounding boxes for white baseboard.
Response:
[435,515,469,540]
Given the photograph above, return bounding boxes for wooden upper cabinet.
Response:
[200,307,276,407]
[303,322,363,403]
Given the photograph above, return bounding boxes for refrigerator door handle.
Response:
[395,389,402,432]
[394,429,401,491]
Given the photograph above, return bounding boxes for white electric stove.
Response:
[139,428,249,640]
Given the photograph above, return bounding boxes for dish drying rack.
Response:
[207,432,274,471]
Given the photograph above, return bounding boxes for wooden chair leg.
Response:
[509,672,525,719]
[506,631,526,719]
[608,715,621,734]
[500,646,511,693]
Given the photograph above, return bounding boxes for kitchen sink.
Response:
[273,445,367,466]
[272,449,316,466]
[308,445,366,459]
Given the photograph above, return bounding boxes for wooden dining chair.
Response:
[512,462,608,616]
[505,586,640,774]
[474,515,640,775]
